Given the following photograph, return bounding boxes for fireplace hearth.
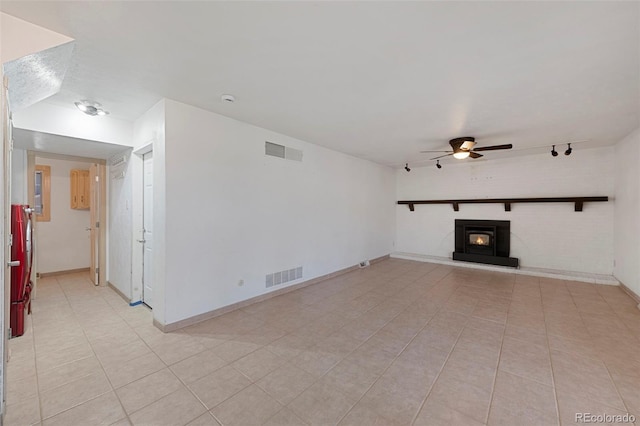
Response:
[453,219,518,267]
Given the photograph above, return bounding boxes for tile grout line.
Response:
[57,274,133,425]
[569,285,634,418]
[596,286,640,417]
[271,266,434,423]
[542,278,567,426]
[483,273,515,425]
[31,275,63,425]
[168,269,402,423]
[154,268,395,423]
[19,259,639,426]
[332,266,463,425]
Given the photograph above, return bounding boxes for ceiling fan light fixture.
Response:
[75,100,109,116]
[436,160,442,169]
[453,151,470,160]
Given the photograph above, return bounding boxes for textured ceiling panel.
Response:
[3,41,74,111]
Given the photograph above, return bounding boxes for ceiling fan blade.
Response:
[469,152,483,159]
[420,150,452,153]
[472,144,513,152]
[430,153,454,160]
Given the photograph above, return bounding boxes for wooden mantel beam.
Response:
[397,196,609,212]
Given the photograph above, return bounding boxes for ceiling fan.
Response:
[421,137,513,160]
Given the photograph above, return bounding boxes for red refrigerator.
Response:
[10,204,33,338]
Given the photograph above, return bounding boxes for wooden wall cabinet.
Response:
[70,169,90,209]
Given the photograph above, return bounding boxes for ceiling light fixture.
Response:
[453,151,470,160]
[221,94,235,103]
[551,145,558,157]
[74,100,109,116]
[565,143,572,156]
[436,160,442,169]
[404,163,411,172]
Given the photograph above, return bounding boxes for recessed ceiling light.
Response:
[74,100,109,116]
[221,94,235,103]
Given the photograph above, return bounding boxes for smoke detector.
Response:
[74,100,109,116]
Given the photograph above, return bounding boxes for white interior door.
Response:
[142,152,153,308]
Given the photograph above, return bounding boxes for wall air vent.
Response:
[109,151,130,180]
[266,266,303,288]
[265,141,303,162]
[110,155,127,168]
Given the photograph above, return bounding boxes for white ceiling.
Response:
[2,1,638,166]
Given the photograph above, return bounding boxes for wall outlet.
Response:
[237,279,244,287]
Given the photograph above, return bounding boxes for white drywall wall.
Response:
[11,148,27,204]
[162,99,395,324]
[613,127,640,296]
[107,149,133,299]
[396,146,615,275]
[34,156,91,274]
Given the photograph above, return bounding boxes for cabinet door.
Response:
[70,170,79,209]
[80,170,90,209]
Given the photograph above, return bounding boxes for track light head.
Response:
[436,160,442,169]
[404,163,411,172]
[551,145,558,157]
[565,143,572,156]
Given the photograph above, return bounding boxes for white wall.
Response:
[35,156,91,274]
[396,147,615,275]
[107,149,133,299]
[11,148,27,204]
[613,127,640,296]
[162,99,395,324]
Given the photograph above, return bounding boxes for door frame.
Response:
[1,74,11,419]
[141,151,153,307]
[27,152,106,285]
[89,164,107,285]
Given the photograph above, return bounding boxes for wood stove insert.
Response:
[453,219,518,267]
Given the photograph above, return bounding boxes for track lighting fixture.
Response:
[436,160,442,169]
[565,143,572,156]
[551,145,558,157]
[404,163,411,172]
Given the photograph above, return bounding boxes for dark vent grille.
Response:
[265,141,285,158]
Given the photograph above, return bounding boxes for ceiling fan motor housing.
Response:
[450,136,476,152]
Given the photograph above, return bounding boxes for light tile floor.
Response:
[5,259,640,425]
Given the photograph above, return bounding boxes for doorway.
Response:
[89,163,106,285]
[27,153,106,285]
[142,151,153,308]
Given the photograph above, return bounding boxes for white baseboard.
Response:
[155,254,390,333]
[391,252,619,285]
